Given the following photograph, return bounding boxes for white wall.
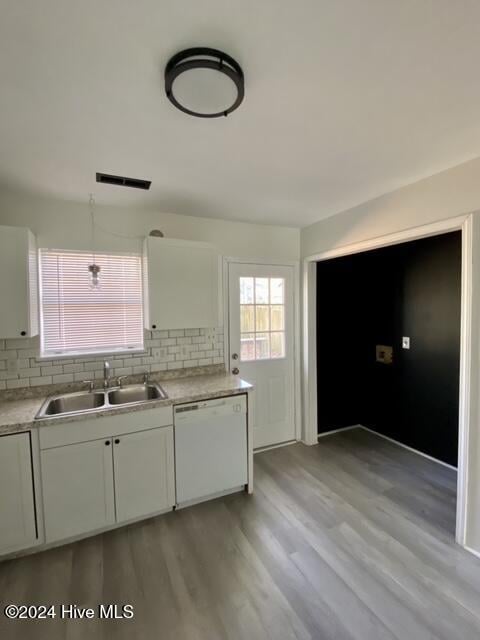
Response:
[301,156,480,556]
[0,189,300,261]
[0,187,299,387]
[301,156,480,257]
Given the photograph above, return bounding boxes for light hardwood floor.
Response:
[1,428,480,640]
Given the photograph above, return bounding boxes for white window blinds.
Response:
[40,249,144,357]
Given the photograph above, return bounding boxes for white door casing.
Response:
[302,213,473,549]
[228,263,295,449]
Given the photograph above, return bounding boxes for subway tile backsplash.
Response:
[0,328,224,390]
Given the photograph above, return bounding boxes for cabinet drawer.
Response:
[39,405,173,449]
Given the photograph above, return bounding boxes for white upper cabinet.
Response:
[143,237,221,330]
[0,226,38,338]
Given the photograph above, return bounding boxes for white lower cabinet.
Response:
[113,427,175,523]
[41,425,175,544]
[0,432,37,554]
[42,437,115,543]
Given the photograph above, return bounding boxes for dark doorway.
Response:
[316,231,461,467]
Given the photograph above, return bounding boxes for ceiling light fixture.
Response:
[165,47,244,118]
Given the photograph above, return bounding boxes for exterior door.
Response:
[228,263,295,449]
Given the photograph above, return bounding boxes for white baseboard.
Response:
[464,544,480,560]
[176,486,245,510]
[359,425,457,471]
[254,439,297,453]
[316,423,457,471]
[317,425,360,439]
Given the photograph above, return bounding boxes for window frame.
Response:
[38,248,146,359]
[239,276,286,362]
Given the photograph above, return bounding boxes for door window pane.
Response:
[241,333,255,361]
[238,277,285,362]
[271,332,285,358]
[255,333,270,359]
[240,278,254,304]
[255,278,269,304]
[240,305,255,332]
[255,305,270,332]
[271,305,284,331]
[270,278,284,304]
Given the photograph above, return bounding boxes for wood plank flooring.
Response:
[1,428,480,640]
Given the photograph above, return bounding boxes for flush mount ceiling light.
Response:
[165,47,244,118]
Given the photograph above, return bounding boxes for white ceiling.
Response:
[2,1,480,228]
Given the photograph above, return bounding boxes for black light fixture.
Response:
[165,47,244,118]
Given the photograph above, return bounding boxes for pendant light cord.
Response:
[87,193,146,256]
[89,193,96,261]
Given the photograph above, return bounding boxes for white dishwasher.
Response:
[174,394,248,505]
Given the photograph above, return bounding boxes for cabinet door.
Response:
[145,237,220,330]
[0,433,37,554]
[0,226,38,338]
[113,426,175,523]
[42,438,115,542]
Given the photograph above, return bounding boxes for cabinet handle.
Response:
[105,440,111,446]
[114,438,120,444]
[20,331,26,336]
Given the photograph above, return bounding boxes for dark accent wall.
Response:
[316,231,461,466]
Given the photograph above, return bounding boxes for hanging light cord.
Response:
[89,193,96,261]
[87,193,146,257]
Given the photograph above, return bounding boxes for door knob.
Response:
[232,367,239,375]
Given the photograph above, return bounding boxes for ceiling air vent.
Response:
[96,172,152,190]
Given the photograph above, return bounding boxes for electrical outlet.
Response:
[152,347,167,359]
[181,345,190,357]
[402,337,410,350]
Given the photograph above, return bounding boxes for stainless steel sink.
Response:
[108,384,166,405]
[35,383,168,419]
[41,392,105,416]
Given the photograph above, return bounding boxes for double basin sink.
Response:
[36,383,168,419]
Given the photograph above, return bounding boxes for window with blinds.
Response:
[39,249,144,357]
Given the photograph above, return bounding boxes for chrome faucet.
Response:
[103,361,111,390]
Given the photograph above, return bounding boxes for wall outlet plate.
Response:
[152,347,167,359]
[402,337,410,349]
